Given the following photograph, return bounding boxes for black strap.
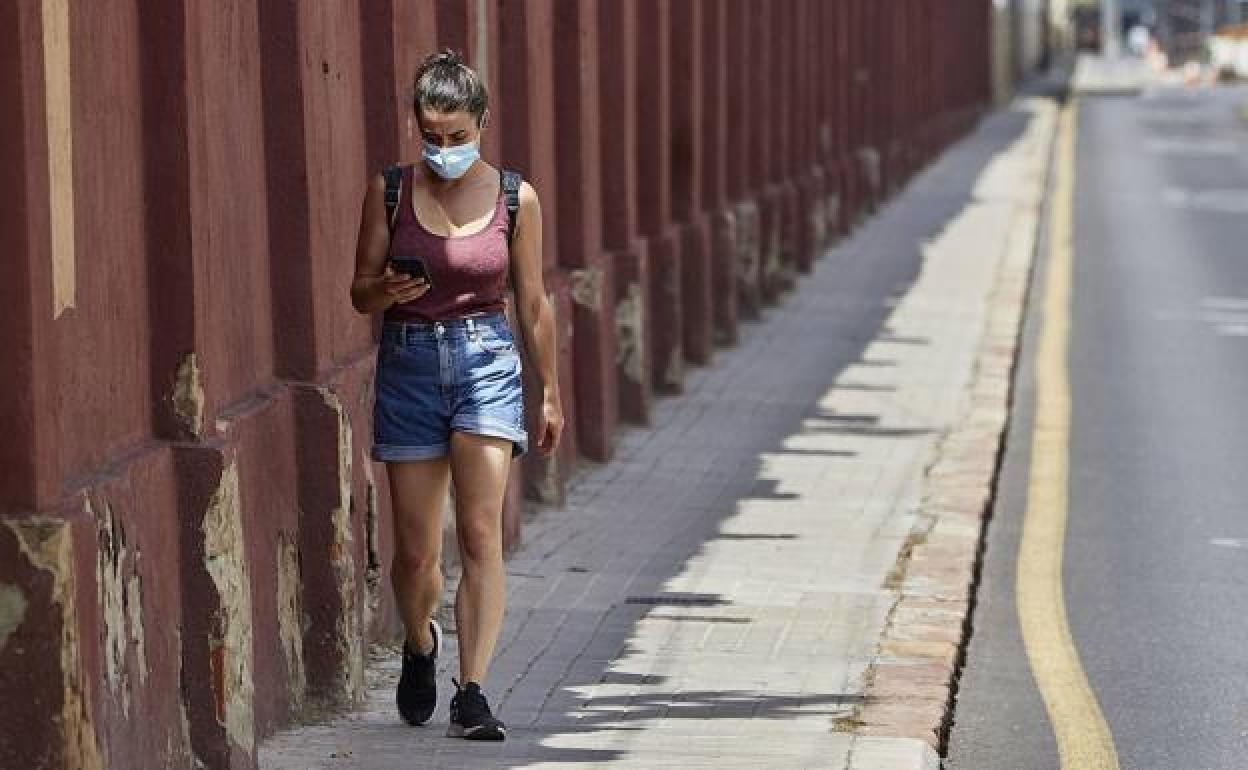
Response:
[500,169,522,245]
[382,164,403,233]
[385,164,518,243]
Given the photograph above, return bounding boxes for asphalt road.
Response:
[947,85,1248,770]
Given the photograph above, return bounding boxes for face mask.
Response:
[423,140,480,180]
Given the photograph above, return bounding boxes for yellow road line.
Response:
[1016,99,1119,769]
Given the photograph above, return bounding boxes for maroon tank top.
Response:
[385,165,510,322]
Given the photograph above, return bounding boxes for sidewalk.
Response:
[259,98,1055,770]
[1073,52,1150,95]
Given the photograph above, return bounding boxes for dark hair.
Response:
[413,49,488,125]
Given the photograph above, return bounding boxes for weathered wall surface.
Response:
[0,1,991,767]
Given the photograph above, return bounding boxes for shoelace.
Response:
[451,678,490,711]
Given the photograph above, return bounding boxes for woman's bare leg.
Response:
[387,458,451,653]
[448,432,512,684]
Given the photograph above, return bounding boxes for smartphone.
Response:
[390,256,432,287]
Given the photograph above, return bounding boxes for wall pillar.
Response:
[671,0,714,367]
[553,0,615,462]
[727,0,761,319]
[597,0,651,425]
[700,0,738,347]
[499,0,575,504]
[635,0,683,394]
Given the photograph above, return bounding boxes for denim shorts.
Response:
[371,314,527,462]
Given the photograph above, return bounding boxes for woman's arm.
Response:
[510,181,565,455]
[350,173,427,315]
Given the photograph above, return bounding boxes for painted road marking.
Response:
[1163,187,1248,214]
[1154,301,1248,337]
[1145,138,1239,156]
[1203,297,1248,311]
[1154,310,1248,325]
[1136,110,1208,127]
[1203,299,1248,336]
[1016,99,1120,770]
[1210,538,1248,549]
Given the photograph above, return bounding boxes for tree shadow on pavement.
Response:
[474,106,1039,770]
[493,107,1035,770]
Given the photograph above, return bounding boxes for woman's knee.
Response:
[392,546,442,582]
[456,514,503,564]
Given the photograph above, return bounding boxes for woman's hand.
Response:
[352,264,429,314]
[535,393,564,455]
[378,265,430,306]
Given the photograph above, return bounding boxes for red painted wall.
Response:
[0,1,994,766]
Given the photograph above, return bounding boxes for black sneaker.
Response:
[396,619,441,726]
[447,679,506,741]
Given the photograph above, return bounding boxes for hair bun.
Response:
[412,48,488,123]
[427,49,465,69]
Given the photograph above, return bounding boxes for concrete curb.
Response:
[846,96,1061,768]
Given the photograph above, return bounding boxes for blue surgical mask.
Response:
[422,141,480,180]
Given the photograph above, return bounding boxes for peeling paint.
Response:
[530,459,561,504]
[201,462,255,754]
[276,534,306,713]
[615,282,645,385]
[825,194,841,240]
[127,573,147,685]
[93,498,149,713]
[734,202,760,289]
[321,389,362,702]
[664,346,684,389]
[172,625,209,770]
[714,209,737,247]
[568,266,605,312]
[172,353,206,437]
[809,199,827,249]
[763,219,782,285]
[858,146,882,192]
[5,515,104,770]
[95,499,130,711]
[663,261,680,296]
[0,583,28,651]
[362,460,382,620]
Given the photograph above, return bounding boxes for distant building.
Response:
[1210,23,1248,76]
[1155,0,1248,62]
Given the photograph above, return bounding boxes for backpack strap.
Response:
[382,164,403,233]
[500,169,523,245]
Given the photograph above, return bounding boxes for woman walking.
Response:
[350,50,563,741]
